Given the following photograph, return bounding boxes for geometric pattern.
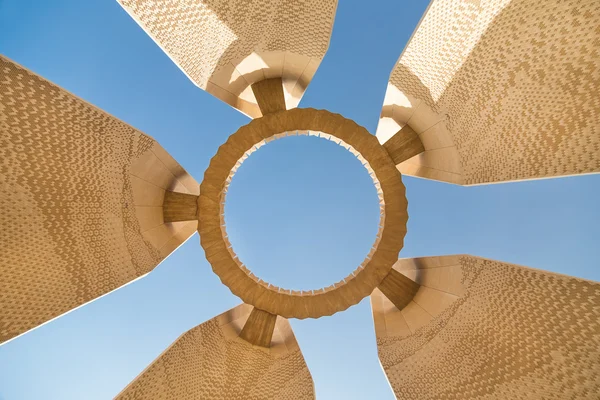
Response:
[199,108,407,318]
[0,56,198,344]
[116,304,315,399]
[378,0,600,185]
[3,2,598,398]
[372,255,600,399]
[116,0,337,117]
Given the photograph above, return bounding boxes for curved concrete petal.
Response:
[0,56,199,345]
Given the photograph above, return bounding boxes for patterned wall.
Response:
[117,0,337,117]
[378,0,600,185]
[116,304,315,399]
[372,255,600,399]
[0,56,198,344]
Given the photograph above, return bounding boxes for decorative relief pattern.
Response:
[382,0,600,184]
[117,0,337,116]
[0,56,198,344]
[198,109,407,319]
[116,304,315,400]
[374,255,600,399]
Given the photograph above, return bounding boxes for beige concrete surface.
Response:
[198,108,409,319]
[115,303,314,400]
[117,0,337,117]
[377,0,600,185]
[0,55,198,344]
[163,191,199,222]
[371,255,600,398]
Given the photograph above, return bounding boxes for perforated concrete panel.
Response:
[371,255,600,399]
[377,0,600,185]
[0,56,198,344]
[117,0,337,117]
[116,304,315,400]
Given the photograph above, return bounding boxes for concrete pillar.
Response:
[163,191,198,222]
[251,78,287,115]
[239,307,278,348]
[382,125,425,165]
[377,268,420,311]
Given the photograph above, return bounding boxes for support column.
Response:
[239,307,278,348]
[163,191,198,222]
[251,78,287,115]
[377,268,420,311]
[383,125,425,164]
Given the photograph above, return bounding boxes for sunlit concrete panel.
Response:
[371,255,600,399]
[116,304,315,399]
[117,0,338,118]
[0,56,199,344]
[377,0,600,185]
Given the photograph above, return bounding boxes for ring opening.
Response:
[223,131,384,293]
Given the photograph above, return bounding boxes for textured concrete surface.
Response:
[0,56,198,344]
[377,0,600,185]
[116,304,315,400]
[372,255,600,399]
[117,0,337,117]
[198,108,408,318]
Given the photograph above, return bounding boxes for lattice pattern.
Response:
[116,305,315,399]
[386,0,600,184]
[0,56,197,343]
[117,0,335,86]
[375,255,600,399]
[116,0,337,116]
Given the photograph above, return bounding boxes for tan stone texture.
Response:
[377,0,600,185]
[116,304,315,400]
[371,255,600,399]
[239,307,278,348]
[0,56,199,344]
[377,268,420,311]
[116,0,337,117]
[252,77,287,115]
[163,191,199,222]
[198,108,408,319]
[382,125,424,165]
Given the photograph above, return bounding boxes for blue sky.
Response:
[0,0,599,399]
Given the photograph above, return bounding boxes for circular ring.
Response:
[198,108,408,319]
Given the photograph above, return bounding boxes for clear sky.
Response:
[0,0,599,399]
